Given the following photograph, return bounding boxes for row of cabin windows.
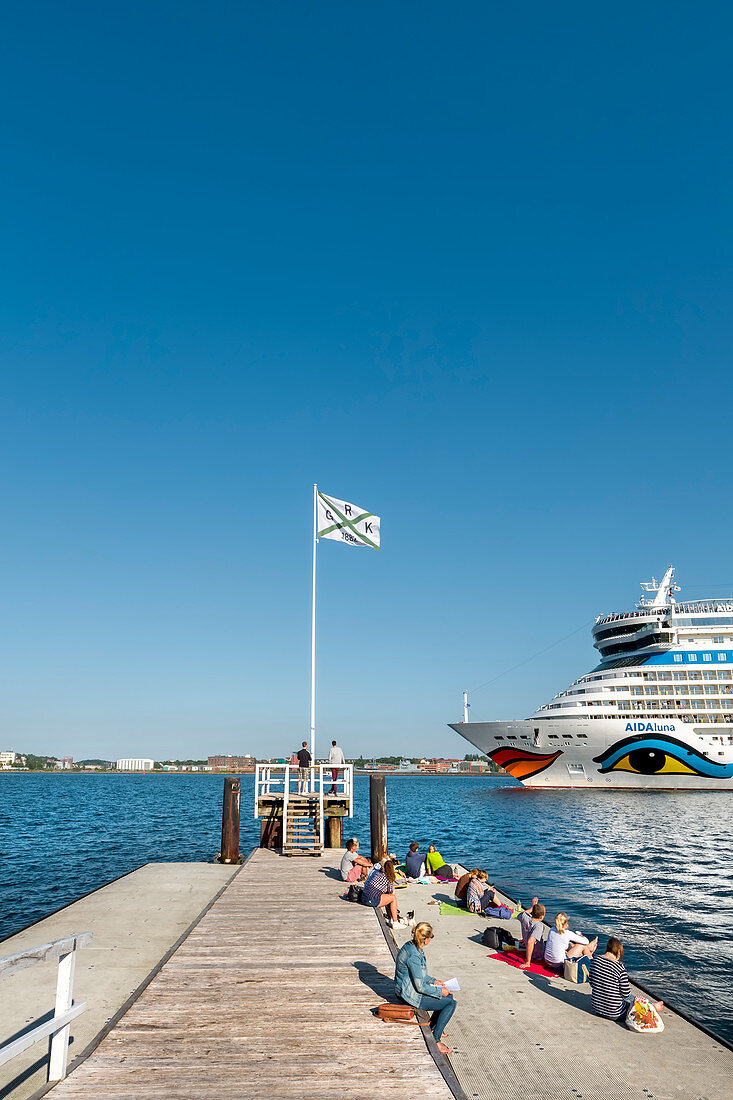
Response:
[494,733,589,741]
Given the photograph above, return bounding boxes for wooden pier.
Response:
[45,849,453,1100]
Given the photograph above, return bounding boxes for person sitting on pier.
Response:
[589,937,663,1023]
[468,871,514,919]
[340,838,372,882]
[544,913,598,975]
[425,844,455,880]
[454,868,480,905]
[518,902,547,968]
[405,842,425,879]
[394,921,457,1055]
[361,859,408,927]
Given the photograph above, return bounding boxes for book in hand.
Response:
[443,977,460,992]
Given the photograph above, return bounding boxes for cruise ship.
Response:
[450,567,733,788]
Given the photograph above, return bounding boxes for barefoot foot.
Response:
[437,1041,453,1055]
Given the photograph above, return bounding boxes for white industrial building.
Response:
[116,758,155,771]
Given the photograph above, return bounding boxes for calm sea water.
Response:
[1,773,732,1043]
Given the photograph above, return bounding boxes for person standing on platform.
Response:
[328,739,345,794]
[296,741,312,794]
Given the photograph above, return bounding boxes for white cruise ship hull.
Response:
[449,719,733,789]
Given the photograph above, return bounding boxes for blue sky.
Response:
[2,2,733,761]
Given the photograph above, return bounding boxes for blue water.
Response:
[1,773,732,1043]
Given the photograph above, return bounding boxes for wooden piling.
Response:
[325,815,342,848]
[220,777,241,863]
[369,773,388,863]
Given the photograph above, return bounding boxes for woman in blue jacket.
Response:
[394,921,457,1054]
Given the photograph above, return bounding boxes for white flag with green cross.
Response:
[316,490,380,549]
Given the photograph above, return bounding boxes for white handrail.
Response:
[0,932,91,1082]
[283,764,290,847]
[318,764,325,848]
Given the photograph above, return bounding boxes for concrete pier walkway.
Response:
[43,850,452,1100]
[0,863,236,1100]
[389,874,733,1100]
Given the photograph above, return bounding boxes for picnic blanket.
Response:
[487,948,558,978]
[439,902,472,916]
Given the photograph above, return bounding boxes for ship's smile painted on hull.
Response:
[489,747,563,780]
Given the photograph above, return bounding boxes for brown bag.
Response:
[376,1003,414,1022]
[376,1003,429,1025]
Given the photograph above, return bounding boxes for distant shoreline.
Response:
[1,769,504,778]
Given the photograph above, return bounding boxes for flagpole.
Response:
[310,483,318,767]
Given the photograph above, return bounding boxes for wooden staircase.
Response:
[283,797,323,855]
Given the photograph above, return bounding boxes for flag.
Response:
[317,490,380,549]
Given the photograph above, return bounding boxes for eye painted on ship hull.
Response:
[593,735,733,779]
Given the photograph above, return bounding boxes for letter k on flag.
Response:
[316,491,380,549]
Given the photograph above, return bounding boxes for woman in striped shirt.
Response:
[361,860,408,928]
[589,938,663,1023]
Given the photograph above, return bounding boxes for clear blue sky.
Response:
[2,2,733,761]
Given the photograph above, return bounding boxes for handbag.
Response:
[376,1003,430,1025]
[346,884,363,903]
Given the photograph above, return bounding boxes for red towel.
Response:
[487,948,558,979]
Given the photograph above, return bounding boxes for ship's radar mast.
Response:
[637,565,680,608]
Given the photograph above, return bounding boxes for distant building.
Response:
[0,750,17,768]
[418,758,461,774]
[116,758,155,771]
[58,756,73,770]
[208,755,256,770]
[459,759,491,772]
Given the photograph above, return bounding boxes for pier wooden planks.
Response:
[50,850,452,1100]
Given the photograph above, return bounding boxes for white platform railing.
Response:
[254,764,354,848]
[0,932,92,1082]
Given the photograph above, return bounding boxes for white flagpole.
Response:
[310,483,318,766]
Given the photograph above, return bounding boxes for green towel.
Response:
[439,902,474,916]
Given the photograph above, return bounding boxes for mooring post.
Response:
[369,773,388,863]
[220,776,241,863]
[325,815,342,849]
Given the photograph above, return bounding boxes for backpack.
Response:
[347,884,363,903]
[482,925,515,950]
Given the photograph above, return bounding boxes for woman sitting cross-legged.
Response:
[544,912,598,975]
[394,921,457,1055]
[361,859,409,928]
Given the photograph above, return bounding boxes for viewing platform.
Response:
[254,763,354,854]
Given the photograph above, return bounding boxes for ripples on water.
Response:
[1,773,731,1042]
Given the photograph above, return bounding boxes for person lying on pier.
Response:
[361,859,409,927]
[518,902,547,968]
[544,913,598,975]
[589,937,663,1024]
[394,921,457,1056]
[405,842,425,879]
[340,838,372,882]
[425,844,456,880]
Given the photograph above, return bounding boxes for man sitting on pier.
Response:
[340,837,372,882]
[519,901,546,968]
